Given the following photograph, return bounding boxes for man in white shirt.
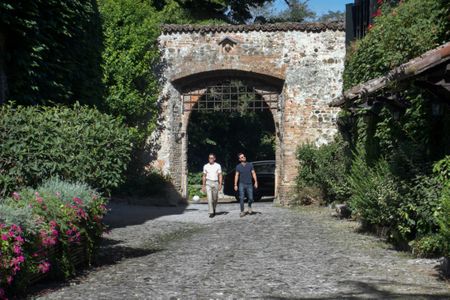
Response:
[202,153,222,218]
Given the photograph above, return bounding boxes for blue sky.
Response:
[273,0,350,16]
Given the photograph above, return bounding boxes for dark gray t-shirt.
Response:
[236,162,254,184]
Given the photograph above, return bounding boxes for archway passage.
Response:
[186,79,277,200]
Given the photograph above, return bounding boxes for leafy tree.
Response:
[171,0,272,23]
[0,0,104,106]
[318,10,345,22]
[252,0,316,23]
[277,0,316,22]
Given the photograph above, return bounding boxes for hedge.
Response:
[0,104,132,197]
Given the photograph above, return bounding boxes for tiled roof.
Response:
[161,22,344,34]
[330,42,450,107]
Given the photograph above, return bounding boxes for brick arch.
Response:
[175,72,283,200]
[151,23,346,205]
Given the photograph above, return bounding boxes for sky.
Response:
[273,0,350,16]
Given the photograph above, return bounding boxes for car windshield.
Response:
[253,163,275,174]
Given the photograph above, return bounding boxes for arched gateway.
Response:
[149,22,345,205]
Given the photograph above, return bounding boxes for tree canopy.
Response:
[171,0,272,23]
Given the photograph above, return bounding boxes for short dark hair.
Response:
[208,153,216,158]
[237,152,245,158]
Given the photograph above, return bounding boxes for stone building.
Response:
[149,22,346,205]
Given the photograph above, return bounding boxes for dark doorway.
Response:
[186,80,276,199]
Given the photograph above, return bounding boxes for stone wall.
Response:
[149,23,346,205]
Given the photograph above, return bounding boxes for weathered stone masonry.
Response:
[149,23,345,205]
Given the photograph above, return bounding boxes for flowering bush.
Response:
[0,179,108,298]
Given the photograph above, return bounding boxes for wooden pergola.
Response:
[330,42,450,111]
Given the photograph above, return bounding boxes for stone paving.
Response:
[33,202,450,299]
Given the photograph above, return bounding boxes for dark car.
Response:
[223,160,275,201]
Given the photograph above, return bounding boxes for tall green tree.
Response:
[252,0,316,23]
[0,0,104,106]
[171,0,272,23]
[318,10,345,22]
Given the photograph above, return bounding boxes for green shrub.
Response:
[188,172,206,199]
[434,156,450,257]
[0,104,133,197]
[296,137,351,204]
[410,234,445,258]
[347,151,444,254]
[439,185,450,257]
[36,177,101,207]
[0,205,38,234]
[347,152,401,228]
[115,169,170,197]
[400,176,442,240]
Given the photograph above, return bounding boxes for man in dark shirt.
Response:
[234,152,258,217]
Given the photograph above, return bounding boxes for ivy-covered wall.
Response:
[296,0,450,257]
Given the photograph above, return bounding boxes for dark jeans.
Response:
[239,183,253,212]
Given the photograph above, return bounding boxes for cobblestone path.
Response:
[35,202,449,299]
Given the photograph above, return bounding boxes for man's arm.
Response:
[202,169,206,193]
[252,169,258,189]
[218,173,223,190]
[234,171,239,191]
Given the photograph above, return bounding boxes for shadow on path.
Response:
[105,202,191,229]
[265,280,450,299]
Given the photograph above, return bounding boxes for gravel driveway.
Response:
[33,201,450,299]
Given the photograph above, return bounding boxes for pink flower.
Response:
[6,275,13,285]
[13,245,21,255]
[38,261,51,274]
[15,235,24,244]
[1,234,8,241]
[36,197,43,204]
[12,192,20,201]
[55,191,61,198]
[10,224,22,233]
[73,197,83,205]
[77,209,87,219]
[49,220,58,227]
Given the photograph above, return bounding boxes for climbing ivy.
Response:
[0,0,104,106]
[344,0,449,90]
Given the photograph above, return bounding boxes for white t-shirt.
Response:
[203,162,222,181]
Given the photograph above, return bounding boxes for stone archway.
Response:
[149,23,346,205]
[178,73,283,201]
